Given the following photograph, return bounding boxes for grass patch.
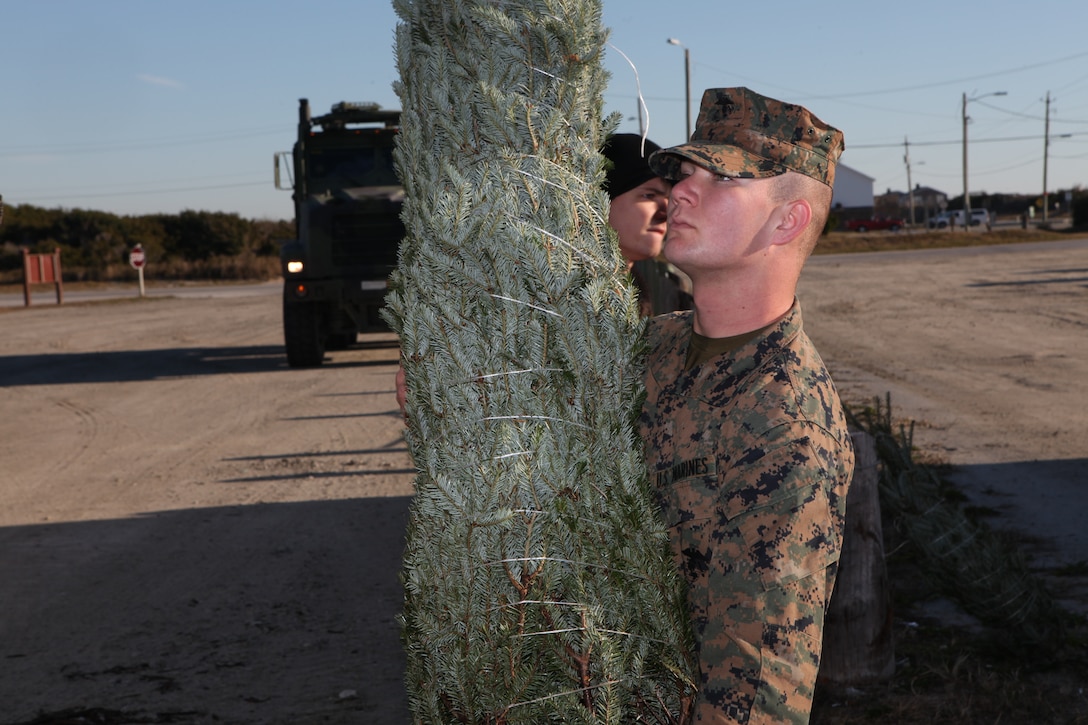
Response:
[816,226,1072,255]
[811,396,1088,724]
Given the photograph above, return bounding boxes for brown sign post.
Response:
[22,248,64,307]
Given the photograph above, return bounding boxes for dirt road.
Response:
[800,239,1088,574]
[1,238,1085,723]
[0,291,415,724]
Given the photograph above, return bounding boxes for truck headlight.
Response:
[286,260,304,274]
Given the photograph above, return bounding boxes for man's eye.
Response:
[715,174,733,182]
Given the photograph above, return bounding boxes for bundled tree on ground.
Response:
[384,0,697,722]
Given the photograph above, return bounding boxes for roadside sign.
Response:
[129,245,147,297]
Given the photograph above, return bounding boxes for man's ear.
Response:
[770,198,812,247]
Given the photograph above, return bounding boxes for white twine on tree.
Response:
[494,450,533,460]
[608,41,653,153]
[525,223,604,267]
[480,414,592,429]
[510,163,609,229]
[505,680,626,711]
[474,367,564,380]
[490,555,657,583]
[488,293,563,317]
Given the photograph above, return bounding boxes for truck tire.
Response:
[283,299,325,368]
[855,225,868,233]
[325,331,356,351]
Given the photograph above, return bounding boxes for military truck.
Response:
[275,99,403,367]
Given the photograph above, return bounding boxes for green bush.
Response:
[0,204,290,282]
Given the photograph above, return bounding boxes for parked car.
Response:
[846,217,904,232]
[928,209,991,229]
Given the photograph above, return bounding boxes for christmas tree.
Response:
[385,1,697,722]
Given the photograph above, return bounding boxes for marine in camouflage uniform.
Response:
[640,88,854,723]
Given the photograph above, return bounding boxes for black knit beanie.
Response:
[601,133,663,200]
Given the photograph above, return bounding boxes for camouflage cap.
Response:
[649,87,844,187]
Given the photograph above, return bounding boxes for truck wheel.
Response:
[855,225,868,233]
[889,224,901,232]
[325,331,356,351]
[284,300,325,368]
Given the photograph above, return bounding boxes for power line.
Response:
[687,50,1088,103]
[848,130,1088,150]
[974,97,1088,124]
[920,156,1042,180]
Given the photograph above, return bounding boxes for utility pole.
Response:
[961,91,1006,230]
[903,137,916,227]
[962,92,970,226]
[1042,91,1051,225]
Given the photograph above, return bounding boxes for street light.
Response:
[962,90,1006,227]
[666,38,691,140]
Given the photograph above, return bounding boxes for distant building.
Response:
[831,164,874,215]
[876,185,948,226]
[830,162,951,228]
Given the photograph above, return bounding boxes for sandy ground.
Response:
[799,239,1088,576]
[0,238,1085,724]
[0,289,414,724]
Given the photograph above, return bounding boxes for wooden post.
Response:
[818,430,895,689]
[51,248,63,304]
[22,248,31,307]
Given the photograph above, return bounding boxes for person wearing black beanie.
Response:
[601,133,691,315]
[601,133,668,265]
[602,133,664,201]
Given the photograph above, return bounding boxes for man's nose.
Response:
[670,177,692,205]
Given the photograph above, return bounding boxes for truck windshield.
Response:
[307,146,399,191]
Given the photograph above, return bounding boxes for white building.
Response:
[831,163,875,212]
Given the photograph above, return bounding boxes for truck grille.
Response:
[328,213,404,268]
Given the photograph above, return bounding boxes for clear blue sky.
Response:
[3,0,1086,221]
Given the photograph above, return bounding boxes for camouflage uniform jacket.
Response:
[639,302,853,724]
